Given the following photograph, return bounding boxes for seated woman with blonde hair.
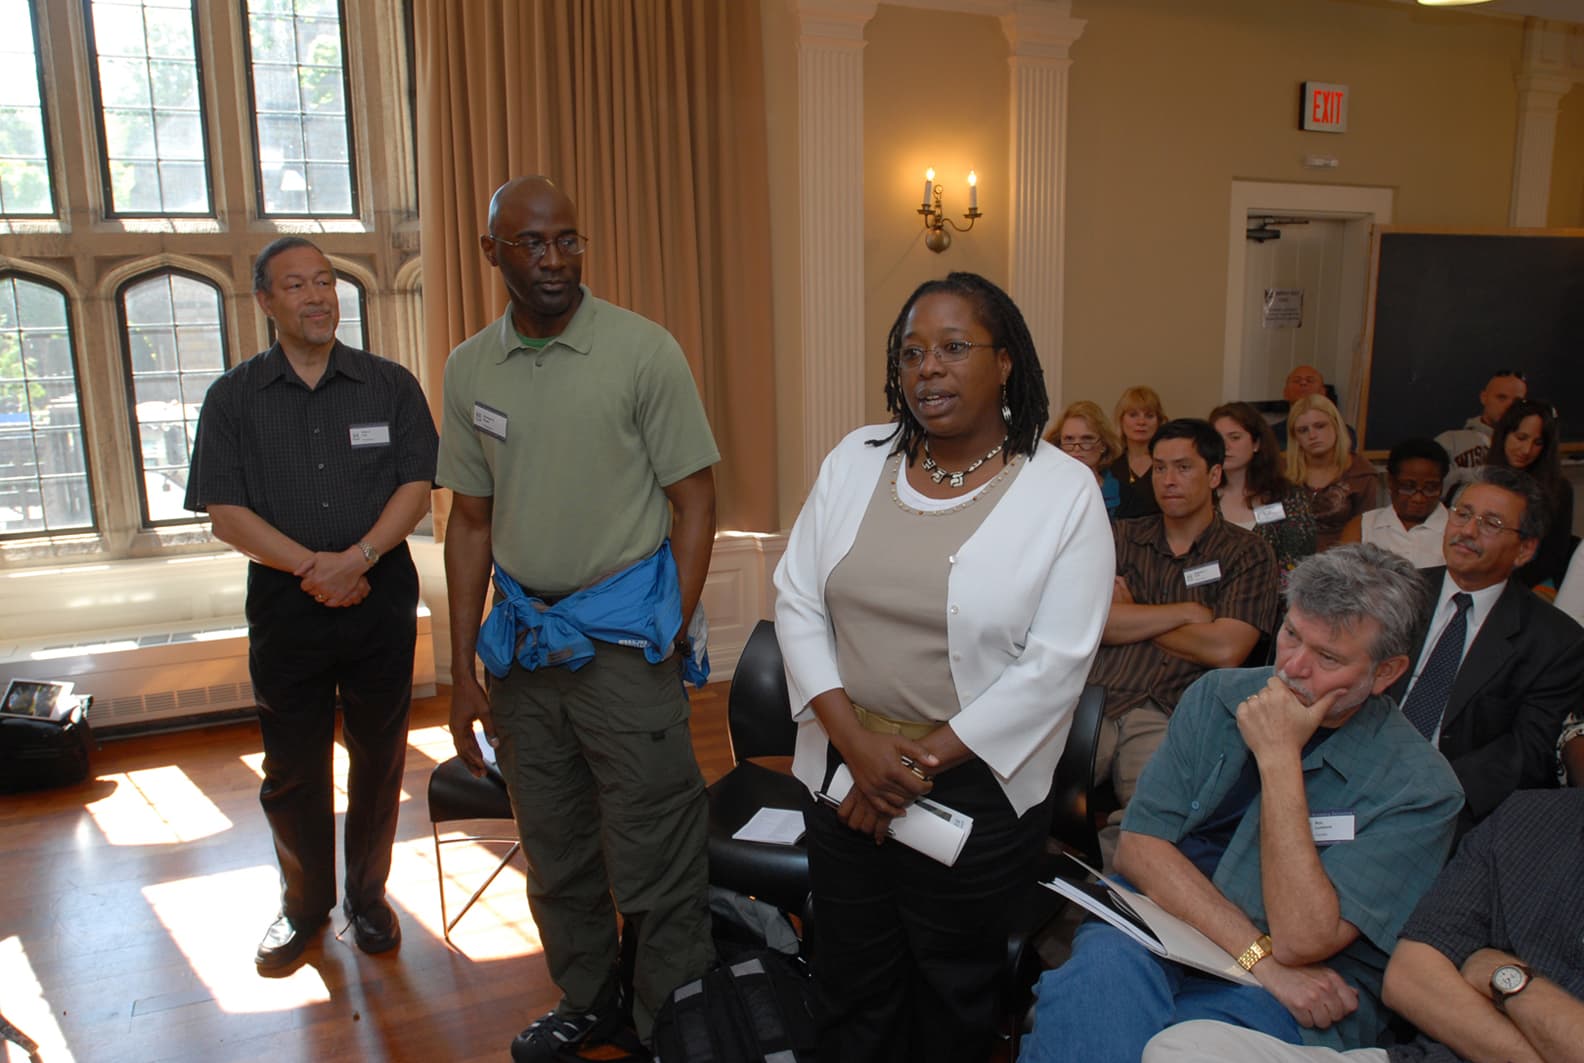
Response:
[1107,385,1167,520]
[1049,399,1124,515]
[1286,394,1377,551]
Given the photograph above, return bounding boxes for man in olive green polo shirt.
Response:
[438,176,719,1062]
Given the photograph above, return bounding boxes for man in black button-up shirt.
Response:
[185,237,437,971]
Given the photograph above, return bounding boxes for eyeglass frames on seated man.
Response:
[1393,480,1444,499]
[1447,504,1522,538]
[486,232,590,261]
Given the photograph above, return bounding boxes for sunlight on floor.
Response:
[388,833,543,962]
[407,723,459,762]
[0,936,76,1063]
[239,743,412,812]
[141,865,332,1015]
[85,766,233,846]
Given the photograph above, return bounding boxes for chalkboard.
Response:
[1359,227,1584,455]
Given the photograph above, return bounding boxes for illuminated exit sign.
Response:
[1301,82,1348,133]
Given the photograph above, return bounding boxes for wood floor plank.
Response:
[1,686,733,1063]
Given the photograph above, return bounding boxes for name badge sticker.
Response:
[1309,811,1356,845]
[349,423,391,447]
[1254,502,1287,525]
[473,402,508,442]
[1183,561,1222,587]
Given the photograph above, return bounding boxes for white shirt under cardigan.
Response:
[773,425,1116,817]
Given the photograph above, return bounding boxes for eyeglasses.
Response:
[1059,436,1103,453]
[488,232,590,261]
[1447,504,1521,538]
[894,340,997,369]
[1393,480,1443,499]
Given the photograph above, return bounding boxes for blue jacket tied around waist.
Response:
[477,541,709,687]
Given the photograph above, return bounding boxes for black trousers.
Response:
[246,546,419,923]
[806,747,1051,1063]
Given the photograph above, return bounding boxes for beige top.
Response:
[825,453,1022,724]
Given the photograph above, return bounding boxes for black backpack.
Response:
[650,949,817,1063]
[0,697,93,793]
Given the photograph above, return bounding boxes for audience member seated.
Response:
[1087,418,1279,863]
[1340,438,1449,569]
[1434,368,1527,472]
[1143,789,1584,1063]
[1051,399,1124,516]
[1481,398,1573,590]
[1389,465,1584,829]
[1269,365,1355,450]
[1556,539,1584,626]
[1211,402,1316,590]
[1287,395,1377,552]
[1108,385,1167,520]
[1022,545,1463,1063]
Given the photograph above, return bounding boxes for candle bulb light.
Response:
[912,164,983,253]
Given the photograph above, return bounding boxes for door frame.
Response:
[1221,180,1395,415]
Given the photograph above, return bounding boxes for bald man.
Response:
[437,177,719,1060]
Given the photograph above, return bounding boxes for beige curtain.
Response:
[414,0,777,533]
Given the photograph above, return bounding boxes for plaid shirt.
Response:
[1090,514,1279,719]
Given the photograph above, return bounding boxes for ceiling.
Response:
[1405,0,1584,24]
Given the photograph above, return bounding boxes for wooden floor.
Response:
[0,685,733,1063]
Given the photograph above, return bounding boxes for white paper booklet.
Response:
[1042,852,1258,986]
[820,764,973,867]
[731,807,807,845]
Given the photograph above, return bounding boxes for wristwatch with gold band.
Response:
[1236,933,1274,972]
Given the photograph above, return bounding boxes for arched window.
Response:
[242,0,356,216]
[0,274,93,536]
[117,270,226,524]
[335,274,365,349]
[84,0,212,216]
[0,0,55,216]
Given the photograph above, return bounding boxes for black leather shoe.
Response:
[255,913,324,971]
[343,897,401,955]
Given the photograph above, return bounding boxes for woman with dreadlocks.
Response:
[773,272,1114,1061]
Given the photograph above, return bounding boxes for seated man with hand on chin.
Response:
[1021,545,1464,1063]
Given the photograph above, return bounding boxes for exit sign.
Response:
[1301,82,1348,133]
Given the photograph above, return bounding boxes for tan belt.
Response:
[852,703,934,741]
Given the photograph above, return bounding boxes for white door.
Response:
[1239,216,1353,407]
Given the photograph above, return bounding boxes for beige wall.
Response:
[761,0,1575,524]
[1550,84,1584,228]
[861,5,1012,425]
[1061,0,1524,425]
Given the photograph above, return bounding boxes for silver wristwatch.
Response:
[357,540,380,567]
[1490,963,1532,1012]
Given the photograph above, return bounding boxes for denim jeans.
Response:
[1021,921,1303,1063]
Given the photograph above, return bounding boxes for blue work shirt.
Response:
[477,541,709,687]
[1122,667,1464,1051]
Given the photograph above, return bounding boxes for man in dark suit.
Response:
[1389,465,1584,827]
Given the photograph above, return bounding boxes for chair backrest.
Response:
[726,619,797,763]
[1049,683,1106,867]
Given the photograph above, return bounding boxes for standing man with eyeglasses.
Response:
[1388,464,1584,832]
[437,176,719,1061]
[185,236,438,971]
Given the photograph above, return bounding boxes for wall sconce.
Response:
[918,167,981,253]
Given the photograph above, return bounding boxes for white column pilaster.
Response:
[1000,3,1084,407]
[792,0,876,489]
[1510,19,1577,228]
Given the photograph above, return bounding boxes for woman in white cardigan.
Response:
[773,272,1114,1062]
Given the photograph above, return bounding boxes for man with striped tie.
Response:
[1389,465,1584,831]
